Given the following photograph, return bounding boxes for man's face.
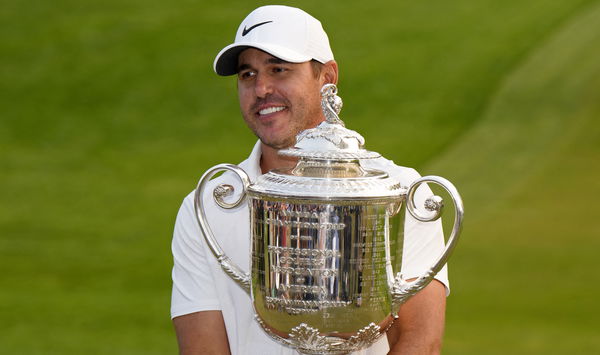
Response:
[237,48,326,150]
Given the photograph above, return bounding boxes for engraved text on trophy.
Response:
[251,199,392,322]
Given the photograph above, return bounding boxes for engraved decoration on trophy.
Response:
[194,83,464,354]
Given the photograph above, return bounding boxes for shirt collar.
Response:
[239,140,263,182]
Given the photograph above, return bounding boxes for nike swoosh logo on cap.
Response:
[242,21,273,36]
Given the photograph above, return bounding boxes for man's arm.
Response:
[386,280,447,355]
[173,310,231,355]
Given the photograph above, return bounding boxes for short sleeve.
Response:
[400,179,450,295]
[170,194,222,319]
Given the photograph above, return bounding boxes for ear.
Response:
[321,60,339,86]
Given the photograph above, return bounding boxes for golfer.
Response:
[171,5,449,354]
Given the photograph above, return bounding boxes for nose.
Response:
[254,73,273,98]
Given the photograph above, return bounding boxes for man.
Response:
[171,5,449,355]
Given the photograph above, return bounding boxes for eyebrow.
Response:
[237,63,251,72]
[237,57,291,73]
[266,57,287,65]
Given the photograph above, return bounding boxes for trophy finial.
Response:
[321,83,344,126]
[280,82,380,161]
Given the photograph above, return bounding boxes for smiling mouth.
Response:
[258,106,286,116]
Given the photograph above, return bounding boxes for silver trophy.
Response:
[194,84,464,354]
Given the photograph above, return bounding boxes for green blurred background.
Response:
[1,0,599,353]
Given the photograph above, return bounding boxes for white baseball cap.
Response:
[213,5,334,76]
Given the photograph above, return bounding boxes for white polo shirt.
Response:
[171,141,449,355]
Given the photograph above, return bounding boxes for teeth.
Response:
[259,106,285,115]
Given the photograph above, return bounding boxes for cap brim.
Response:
[213,42,312,76]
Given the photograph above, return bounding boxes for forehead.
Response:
[237,48,293,69]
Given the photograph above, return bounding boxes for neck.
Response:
[259,143,297,174]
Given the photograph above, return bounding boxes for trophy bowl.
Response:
[194,84,463,354]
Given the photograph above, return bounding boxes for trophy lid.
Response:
[248,84,405,199]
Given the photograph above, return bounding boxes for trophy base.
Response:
[256,315,395,354]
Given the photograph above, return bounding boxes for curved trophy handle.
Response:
[391,176,464,306]
[193,163,251,294]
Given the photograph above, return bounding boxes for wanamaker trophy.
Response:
[194,84,464,354]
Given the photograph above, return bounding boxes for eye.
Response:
[238,70,256,80]
[272,66,288,74]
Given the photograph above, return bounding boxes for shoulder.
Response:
[179,140,261,209]
[361,156,422,185]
